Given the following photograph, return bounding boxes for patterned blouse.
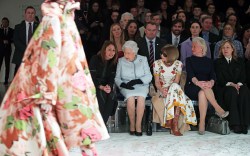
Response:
[153,59,183,88]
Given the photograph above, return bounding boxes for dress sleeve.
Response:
[153,60,160,76]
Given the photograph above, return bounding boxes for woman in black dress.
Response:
[184,37,229,135]
[214,40,250,134]
[89,40,118,123]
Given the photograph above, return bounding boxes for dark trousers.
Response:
[0,50,11,83]
[222,86,250,126]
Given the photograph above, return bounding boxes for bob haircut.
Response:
[192,37,207,56]
[161,44,179,64]
[218,40,237,60]
[98,40,118,65]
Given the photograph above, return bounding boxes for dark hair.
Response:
[124,20,140,41]
[98,40,117,65]
[1,17,9,23]
[190,20,202,28]
[171,19,184,28]
[25,6,36,13]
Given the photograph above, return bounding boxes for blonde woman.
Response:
[110,23,125,58]
[215,40,250,134]
[184,37,229,135]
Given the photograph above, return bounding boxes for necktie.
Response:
[4,28,7,36]
[28,23,33,43]
[149,40,154,68]
[228,59,231,64]
[174,37,178,47]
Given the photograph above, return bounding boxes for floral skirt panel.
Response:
[163,83,197,127]
[0,1,109,156]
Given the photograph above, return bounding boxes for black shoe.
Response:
[232,125,242,134]
[241,125,248,134]
[146,121,152,136]
[135,131,142,136]
[129,131,135,135]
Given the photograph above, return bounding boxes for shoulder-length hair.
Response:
[97,40,118,65]
[161,44,179,64]
[109,23,125,45]
[218,40,237,60]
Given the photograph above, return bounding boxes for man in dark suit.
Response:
[136,22,167,136]
[201,15,220,60]
[165,19,188,55]
[12,6,39,75]
[151,13,169,40]
[137,22,167,68]
[0,17,14,85]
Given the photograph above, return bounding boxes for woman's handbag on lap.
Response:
[206,115,230,135]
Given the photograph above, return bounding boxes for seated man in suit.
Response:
[0,17,14,85]
[165,19,188,56]
[136,22,167,135]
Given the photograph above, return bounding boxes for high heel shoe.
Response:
[215,111,229,118]
[198,123,205,135]
[135,131,142,136]
[129,131,135,135]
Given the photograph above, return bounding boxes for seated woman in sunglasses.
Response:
[152,45,197,136]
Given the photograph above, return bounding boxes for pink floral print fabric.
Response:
[0,1,109,155]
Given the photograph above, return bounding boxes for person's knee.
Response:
[198,90,206,99]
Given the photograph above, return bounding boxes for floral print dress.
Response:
[0,1,109,156]
[153,60,197,127]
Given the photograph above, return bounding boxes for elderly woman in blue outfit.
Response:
[115,40,152,136]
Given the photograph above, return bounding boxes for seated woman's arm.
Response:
[139,56,152,84]
[114,59,123,88]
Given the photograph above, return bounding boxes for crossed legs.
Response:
[198,88,226,132]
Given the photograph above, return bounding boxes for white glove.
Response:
[41,104,52,113]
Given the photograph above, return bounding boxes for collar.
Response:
[145,37,156,43]
[225,57,232,62]
[25,21,34,25]
[171,33,180,39]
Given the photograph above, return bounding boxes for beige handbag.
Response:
[151,93,165,125]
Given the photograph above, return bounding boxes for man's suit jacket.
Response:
[214,57,246,87]
[165,33,188,59]
[136,37,167,64]
[0,27,14,53]
[12,21,39,65]
[165,33,187,47]
[159,26,169,40]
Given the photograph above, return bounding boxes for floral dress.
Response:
[153,60,197,127]
[0,1,109,156]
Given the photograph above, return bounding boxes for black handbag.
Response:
[206,115,230,135]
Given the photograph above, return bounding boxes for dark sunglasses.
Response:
[160,52,167,57]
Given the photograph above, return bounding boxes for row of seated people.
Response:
[89,37,250,137]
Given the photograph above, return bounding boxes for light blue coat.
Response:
[115,55,152,100]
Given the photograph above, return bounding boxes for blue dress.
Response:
[115,55,152,100]
[184,55,216,100]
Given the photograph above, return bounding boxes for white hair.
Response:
[120,12,134,21]
[192,37,207,56]
[122,40,139,54]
